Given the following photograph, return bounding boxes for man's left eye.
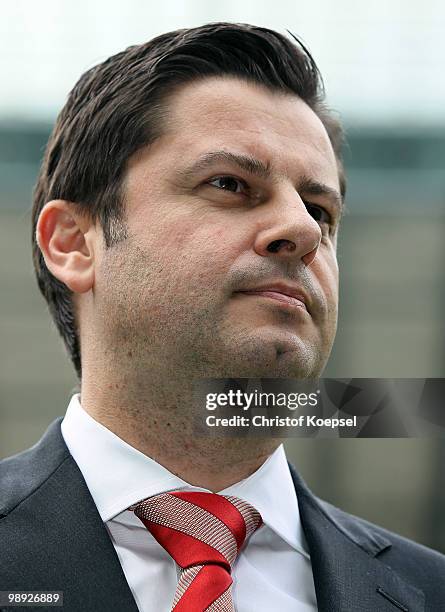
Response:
[305,203,332,226]
[208,176,246,193]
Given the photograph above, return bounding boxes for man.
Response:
[0,22,443,612]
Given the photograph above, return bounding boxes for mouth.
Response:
[235,283,309,313]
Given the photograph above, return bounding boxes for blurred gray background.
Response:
[1,1,444,552]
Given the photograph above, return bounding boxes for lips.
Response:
[236,282,309,311]
[241,289,306,308]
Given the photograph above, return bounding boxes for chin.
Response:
[220,332,323,378]
[270,350,320,378]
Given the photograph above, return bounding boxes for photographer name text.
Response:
[206,415,357,428]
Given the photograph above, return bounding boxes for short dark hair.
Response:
[32,21,346,380]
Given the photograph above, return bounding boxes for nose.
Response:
[253,192,322,267]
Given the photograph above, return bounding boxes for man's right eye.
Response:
[207,176,247,193]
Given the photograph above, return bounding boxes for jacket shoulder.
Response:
[0,417,68,517]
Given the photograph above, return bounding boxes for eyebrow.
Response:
[178,150,272,181]
[178,149,344,213]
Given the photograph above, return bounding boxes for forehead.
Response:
[162,76,339,189]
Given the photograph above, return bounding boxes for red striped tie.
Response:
[130,491,262,611]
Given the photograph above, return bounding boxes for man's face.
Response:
[94,77,342,379]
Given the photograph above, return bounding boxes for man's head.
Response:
[33,22,346,384]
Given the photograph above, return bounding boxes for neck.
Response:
[79,371,280,491]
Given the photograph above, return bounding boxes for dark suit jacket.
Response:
[1,417,444,611]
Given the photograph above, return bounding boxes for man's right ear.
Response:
[36,200,97,294]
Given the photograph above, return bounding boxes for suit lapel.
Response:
[289,463,425,611]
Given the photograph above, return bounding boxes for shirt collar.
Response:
[61,394,308,557]
[220,445,309,556]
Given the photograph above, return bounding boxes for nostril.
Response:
[267,239,296,253]
[303,246,318,266]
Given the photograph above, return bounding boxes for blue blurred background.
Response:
[1,1,444,551]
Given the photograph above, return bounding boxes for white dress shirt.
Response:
[61,394,317,611]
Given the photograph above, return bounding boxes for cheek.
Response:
[141,207,227,249]
[313,252,339,305]
[150,221,239,290]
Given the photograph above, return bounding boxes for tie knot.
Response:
[130,490,262,570]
